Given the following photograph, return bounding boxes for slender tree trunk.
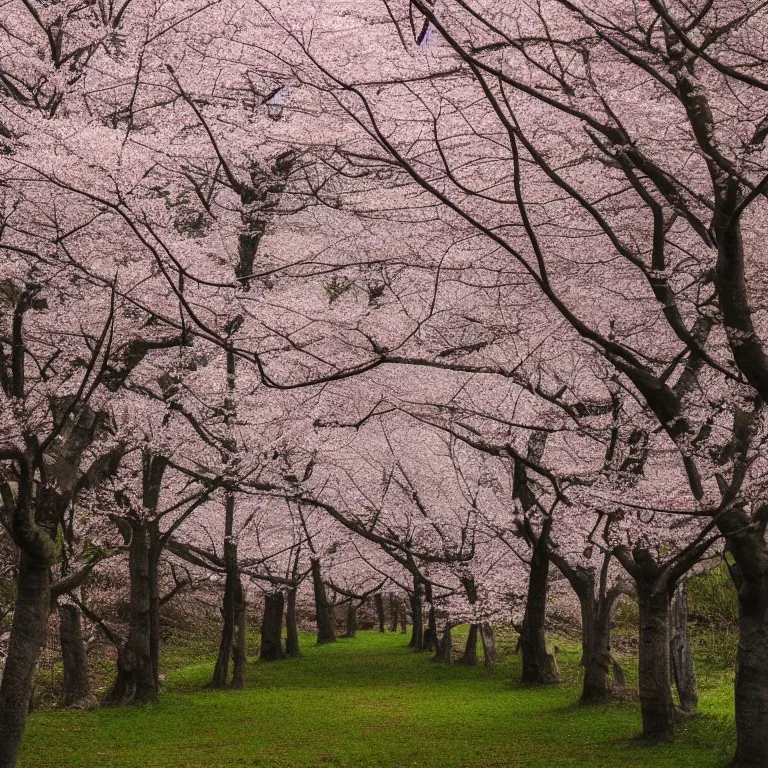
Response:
[310,559,336,645]
[344,601,357,638]
[520,539,560,685]
[259,592,285,661]
[461,624,479,665]
[0,555,51,768]
[231,577,246,689]
[408,586,424,650]
[374,593,385,633]
[389,594,399,632]
[399,612,407,634]
[479,622,496,666]
[637,584,674,743]
[211,567,235,685]
[423,582,437,653]
[212,494,238,688]
[59,604,94,709]
[670,583,697,714]
[107,522,156,705]
[285,588,300,658]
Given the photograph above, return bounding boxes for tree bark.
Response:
[435,623,452,663]
[519,538,560,685]
[408,584,424,650]
[259,592,285,661]
[58,604,94,709]
[231,577,246,689]
[374,593,385,632]
[461,624,479,665]
[423,582,437,653]
[106,522,156,705]
[344,601,357,638]
[0,555,51,768]
[310,558,336,645]
[388,594,399,632]
[637,584,674,743]
[285,588,300,657]
[212,494,239,688]
[579,592,613,703]
[726,543,768,768]
[479,622,496,666]
[670,582,698,714]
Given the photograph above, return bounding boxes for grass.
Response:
[19,630,735,768]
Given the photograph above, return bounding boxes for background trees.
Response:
[2,1,768,767]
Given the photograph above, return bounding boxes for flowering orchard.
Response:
[1,2,767,768]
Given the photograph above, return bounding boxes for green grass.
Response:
[19,631,735,768]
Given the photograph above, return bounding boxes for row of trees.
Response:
[2,1,767,767]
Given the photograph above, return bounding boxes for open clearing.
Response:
[19,631,734,768]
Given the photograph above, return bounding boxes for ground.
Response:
[19,631,734,768]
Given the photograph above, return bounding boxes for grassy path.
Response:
[20,631,734,767]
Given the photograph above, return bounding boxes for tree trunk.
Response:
[461,624,479,665]
[520,539,560,685]
[310,559,336,645]
[637,584,674,743]
[147,539,161,693]
[408,586,424,650]
[435,624,452,663]
[212,494,239,688]
[729,571,768,767]
[344,601,358,638]
[399,611,407,634]
[58,604,94,709]
[389,594,399,632]
[374,593,385,633]
[579,594,612,703]
[259,592,285,661]
[670,583,698,714]
[479,622,496,666]
[285,588,300,658]
[423,582,437,653]
[0,554,51,768]
[106,522,156,705]
[231,577,246,689]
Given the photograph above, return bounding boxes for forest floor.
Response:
[19,630,735,768]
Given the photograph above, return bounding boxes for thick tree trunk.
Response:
[670,583,697,714]
[344,601,358,638]
[260,592,285,661]
[106,523,156,705]
[148,542,161,693]
[729,573,768,767]
[479,622,496,666]
[310,559,336,645]
[374,593,385,633]
[389,594,399,632]
[285,588,300,658]
[637,584,674,743]
[520,540,560,685]
[408,587,424,650]
[0,555,51,768]
[461,624,479,665]
[58,604,94,709]
[579,596,612,703]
